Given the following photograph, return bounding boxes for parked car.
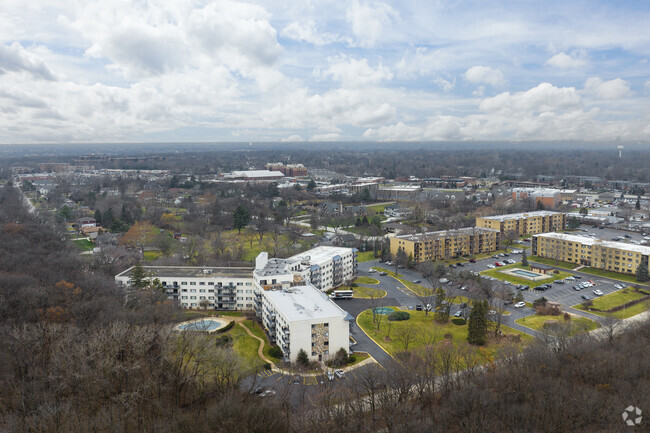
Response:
[520,285,529,291]
[368,269,376,273]
[413,279,421,283]
[514,301,526,308]
[440,278,449,283]
[494,262,502,267]
[614,284,624,290]
[469,258,477,263]
[379,272,387,276]
[454,310,462,317]
[415,305,423,311]
[456,262,464,267]
[581,294,591,300]
[335,370,345,378]
[487,264,496,269]
[573,285,581,291]
[554,280,564,284]
[574,275,582,279]
[449,264,457,268]
[460,285,468,291]
[593,289,604,296]
[327,371,335,381]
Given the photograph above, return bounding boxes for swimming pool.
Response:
[510,269,544,278]
[176,318,225,332]
[373,307,394,315]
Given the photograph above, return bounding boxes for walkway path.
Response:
[238,320,276,369]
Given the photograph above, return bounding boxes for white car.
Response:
[486,264,496,269]
[614,284,623,290]
[335,369,345,378]
[514,301,526,308]
[593,289,604,296]
[440,278,449,283]
[368,269,376,273]
[327,371,335,381]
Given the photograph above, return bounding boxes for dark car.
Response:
[415,305,423,311]
[573,285,581,291]
[543,283,552,289]
[554,280,564,284]
[469,258,477,263]
[503,253,510,257]
[533,286,544,291]
[581,294,591,300]
[413,279,421,283]
[449,264,457,268]
[574,275,582,279]
[504,300,513,306]
[519,285,529,291]
[456,262,464,267]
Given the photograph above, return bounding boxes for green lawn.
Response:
[366,202,394,213]
[243,320,283,364]
[528,256,578,270]
[580,267,646,284]
[480,264,571,286]
[371,266,403,278]
[228,323,268,370]
[72,238,94,251]
[353,286,387,299]
[355,276,380,285]
[515,314,600,335]
[574,287,650,319]
[143,250,162,261]
[356,251,378,262]
[357,308,532,365]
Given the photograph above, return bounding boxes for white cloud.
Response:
[479,82,581,113]
[346,1,398,48]
[322,56,392,87]
[310,132,341,141]
[0,42,55,80]
[463,66,507,87]
[281,20,342,45]
[583,77,632,99]
[281,134,303,142]
[545,51,587,69]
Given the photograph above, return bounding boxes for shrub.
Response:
[215,334,232,347]
[268,345,283,359]
[444,333,453,341]
[451,318,466,325]
[388,311,410,321]
[296,349,309,367]
[216,320,235,333]
[347,354,357,364]
[350,283,358,287]
[331,348,349,367]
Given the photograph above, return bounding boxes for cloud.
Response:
[281,134,303,142]
[346,1,398,48]
[545,51,587,69]
[310,132,341,141]
[463,66,507,87]
[322,56,392,87]
[0,42,55,80]
[583,77,632,99]
[479,82,581,113]
[281,20,342,45]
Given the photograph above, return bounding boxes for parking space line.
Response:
[303,376,318,386]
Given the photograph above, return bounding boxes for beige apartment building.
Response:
[532,233,650,275]
[390,227,501,264]
[476,211,566,236]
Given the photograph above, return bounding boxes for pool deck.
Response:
[500,268,551,282]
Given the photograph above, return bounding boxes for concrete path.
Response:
[238,320,276,369]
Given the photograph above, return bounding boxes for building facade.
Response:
[260,284,351,363]
[115,266,255,310]
[532,233,650,275]
[390,227,501,264]
[476,211,566,236]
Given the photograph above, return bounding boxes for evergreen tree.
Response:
[296,349,310,367]
[433,287,449,323]
[109,219,128,233]
[232,205,251,233]
[130,262,148,289]
[94,209,102,225]
[361,188,372,202]
[103,207,115,226]
[307,179,317,190]
[355,217,362,227]
[467,300,487,345]
[362,216,369,226]
[58,205,73,221]
[121,204,132,224]
[636,262,649,282]
[636,196,641,210]
[521,249,529,267]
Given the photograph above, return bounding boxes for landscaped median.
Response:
[579,267,647,285]
[480,263,572,286]
[352,286,387,299]
[356,307,533,365]
[515,314,600,335]
[528,256,578,270]
[574,287,650,319]
[354,276,380,285]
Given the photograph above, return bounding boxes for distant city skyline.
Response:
[1,0,649,144]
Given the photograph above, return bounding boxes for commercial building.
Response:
[260,284,351,363]
[512,188,577,207]
[221,170,285,182]
[266,163,308,177]
[390,227,501,264]
[475,211,566,236]
[532,233,650,276]
[115,266,255,310]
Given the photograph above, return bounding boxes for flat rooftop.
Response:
[229,170,284,178]
[480,210,564,221]
[116,266,254,279]
[264,284,348,322]
[254,258,294,277]
[395,227,499,242]
[535,233,650,255]
[288,246,355,266]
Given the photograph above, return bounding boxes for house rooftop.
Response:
[534,233,650,255]
[480,210,564,222]
[264,284,348,322]
[116,266,254,279]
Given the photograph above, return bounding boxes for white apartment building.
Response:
[115,266,255,310]
[260,284,352,363]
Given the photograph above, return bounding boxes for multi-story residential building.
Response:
[115,266,255,310]
[476,211,566,236]
[512,188,577,207]
[260,284,352,363]
[266,162,308,177]
[390,227,501,264]
[532,233,650,276]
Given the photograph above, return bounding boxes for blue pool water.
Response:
[177,319,224,331]
[373,307,394,315]
[511,269,543,278]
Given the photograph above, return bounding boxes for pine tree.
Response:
[130,262,148,289]
[307,179,317,190]
[636,262,649,282]
[296,349,310,367]
[521,249,529,267]
[232,205,250,233]
[467,300,487,345]
[94,209,102,225]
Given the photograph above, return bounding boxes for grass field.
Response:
[72,238,94,251]
[366,202,394,213]
[528,256,578,270]
[356,251,378,262]
[243,319,283,364]
[580,267,645,284]
[574,287,650,319]
[354,276,380,285]
[481,264,571,286]
[353,286,387,298]
[143,250,163,261]
[515,314,600,335]
[357,308,532,365]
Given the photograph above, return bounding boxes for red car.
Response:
[469,258,476,263]
[494,262,502,267]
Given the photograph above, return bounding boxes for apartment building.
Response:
[260,284,351,363]
[115,266,255,310]
[390,227,500,264]
[532,233,650,275]
[476,211,566,236]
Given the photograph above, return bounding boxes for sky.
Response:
[1,0,649,144]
